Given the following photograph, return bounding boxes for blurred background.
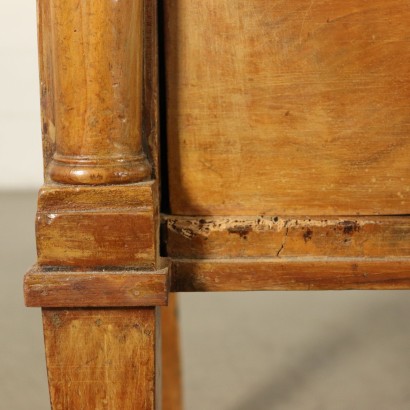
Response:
[1,2,409,409]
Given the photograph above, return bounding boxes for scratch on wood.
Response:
[299,0,315,42]
[277,226,289,257]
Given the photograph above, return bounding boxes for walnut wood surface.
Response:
[32,2,167,408]
[144,0,161,179]
[163,215,410,259]
[145,16,174,410]
[46,0,150,184]
[24,265,169,308]
[171,258,410,292]
[30,1,410,408]
[37,0,160,181]
[161,293,183,410]
[36,183,157,268]
[42,308,160,409]
[37,0,55,174]
[164,0,410,215]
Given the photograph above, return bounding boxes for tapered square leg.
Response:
[42,307,161,410]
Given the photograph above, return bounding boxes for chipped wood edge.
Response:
[162,214,410,259]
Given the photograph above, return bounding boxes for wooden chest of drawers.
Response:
[24,1,409,408]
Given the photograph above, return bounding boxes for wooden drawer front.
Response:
[165,0,410,215]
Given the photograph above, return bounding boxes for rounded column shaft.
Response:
[48,0,150,184]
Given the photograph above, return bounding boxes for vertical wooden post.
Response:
[30,1,163,409]
[47,0,150,184]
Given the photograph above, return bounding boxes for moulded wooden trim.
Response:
[24,264,169,307]
[170,257,410,292]
[38,181,156,212]
[163,215,410,259]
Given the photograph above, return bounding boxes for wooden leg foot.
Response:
[42,307,160,409]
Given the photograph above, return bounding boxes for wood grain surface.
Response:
[164,0,410,215]
[24,265,169,308]
[144,0,161,179]
[36,183,158,268]
[163,215,410,258]
[33,2,167,409]
[42,308,160,409]
[37,0,55,174]
[45,0,151,184]
[171,258,410,292]
[161,293,183,410]
[37,0,159,182]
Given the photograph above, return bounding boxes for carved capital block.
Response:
[36,182,158,268]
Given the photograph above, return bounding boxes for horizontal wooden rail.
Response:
[162,215,410,259]
[170,257,410,292]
